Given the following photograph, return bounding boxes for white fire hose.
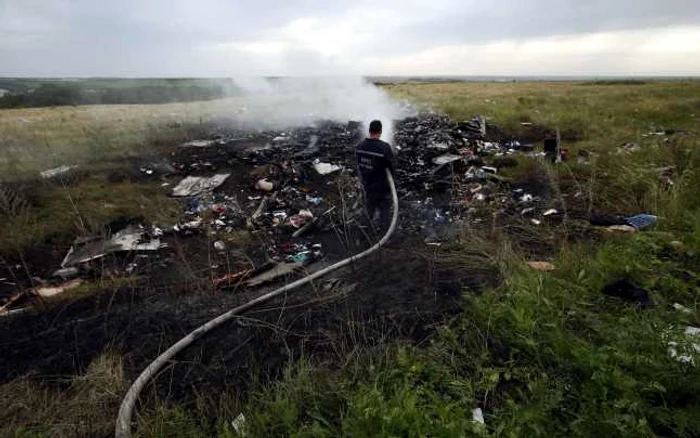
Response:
[116,169,398,438]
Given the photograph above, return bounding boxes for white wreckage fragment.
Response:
[313,160,342,175]
[673,303,693,314]
[428,142,450,151]
[231,413,247,436]
[171,174,230,197]
[40,165,77,179]
[61,225,166,267]
[472,408,485,425]
[432,154,462,165]
[180,139,217,148]
[35,279,84,298]
[244,261,305,287]
[668,326,700,365]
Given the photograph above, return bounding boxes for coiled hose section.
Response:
[116,169,398,438]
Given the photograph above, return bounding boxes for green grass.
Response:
[385,81,700,151]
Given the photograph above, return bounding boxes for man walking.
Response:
[355,120,396,232]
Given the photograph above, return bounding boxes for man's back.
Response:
[355,138,395,195]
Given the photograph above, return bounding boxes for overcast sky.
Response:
[1,0,699,77]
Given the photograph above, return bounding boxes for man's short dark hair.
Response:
[369,120,382,134]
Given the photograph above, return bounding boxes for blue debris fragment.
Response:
[626,214,658,230]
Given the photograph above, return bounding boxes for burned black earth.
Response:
[0,112,582,413]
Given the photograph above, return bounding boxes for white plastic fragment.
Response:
[255,179,275,192]
[673,303,693,314]
[433,154,462,165]
[171,174,230,197]
[35,279,84,298]
[180,139,216,148]
[174,219,203,232]
[472,408,485,424]
[668,326,700,365]
[543,209,559,216]
[231,412,246,436]
[214,241,226,251]
[313,160,342,175]
[40,165,77,179]
[607,225,637,233]
[53,267,79,279]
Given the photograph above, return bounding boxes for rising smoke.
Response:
[227,76,415,145]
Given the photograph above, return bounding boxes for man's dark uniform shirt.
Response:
[356,138,395,229]
[355,138,395,195]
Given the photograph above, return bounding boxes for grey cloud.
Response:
[0,0,699,76]
[368,0,700,55]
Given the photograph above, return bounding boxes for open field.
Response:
[2,80,700,437]
[386,80,700,146]
[0,98,248,177]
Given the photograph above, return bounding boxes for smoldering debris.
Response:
[2,105,649,409]
[0,109,656,318]
[1,112,575,314]
[155,111,575,280]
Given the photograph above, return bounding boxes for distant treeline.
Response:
[581,79,648,86]
[0,78,240,108]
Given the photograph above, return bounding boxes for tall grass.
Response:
[0,353,124,437]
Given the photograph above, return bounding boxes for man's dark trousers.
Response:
[364,191,392,234]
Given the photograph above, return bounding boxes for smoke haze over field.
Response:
[226,77,415,144]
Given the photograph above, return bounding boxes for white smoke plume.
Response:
[227,76,415,145]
